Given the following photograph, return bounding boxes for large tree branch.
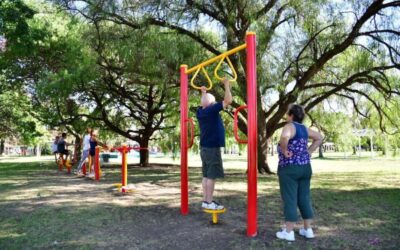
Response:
[63,0,222,55]
[342,87,398,131]
[334,93,369,118]
[146,18,221,55]
[255,0,279,20]
[295,0,387,88]
[186,0,226,24]
[303,65,398,111]
[90,90,140,141]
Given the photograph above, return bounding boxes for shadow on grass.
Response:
[221,157,247,163]
[0,161,399,249]
[313,155,384,161]
[1,187,399,249]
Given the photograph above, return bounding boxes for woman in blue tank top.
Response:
[276,104,323,241]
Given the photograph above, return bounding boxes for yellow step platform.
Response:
[203,208,226,224]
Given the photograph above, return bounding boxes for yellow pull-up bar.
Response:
[190,66,213,91]
[214,55,238,82]
[186,44,246,74]
[187,43,246,90]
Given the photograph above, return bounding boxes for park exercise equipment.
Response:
[204,208,227,224]
[78,154,92,177]
[234,105,248,144]
[82,161,87,176]
[94,146,102,181]
[180,32,258,237]
[85,155,93,175]
[57,154,72,174]
[189,44,243,91]
[84,146,104,181]
[112,145,148,193]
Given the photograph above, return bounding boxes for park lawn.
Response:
[0,156,399,249]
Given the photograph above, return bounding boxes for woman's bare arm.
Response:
[307,128,323,154]
[280,123,295,157]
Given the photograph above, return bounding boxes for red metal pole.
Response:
[180,65,189,215]
[121,144,127,188]
[62,157,66,172]
[58,156,63,171]
[246,32,258,237]
[82,162,86,175]
[94,146,100,181]
[234,105,249,144]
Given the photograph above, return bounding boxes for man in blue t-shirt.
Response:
[196,78,232,210]
[57,133,73,161]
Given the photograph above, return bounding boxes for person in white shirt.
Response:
[75,128,92,175]
[52,136,60,163]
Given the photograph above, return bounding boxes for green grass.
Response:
[0,155,399,249]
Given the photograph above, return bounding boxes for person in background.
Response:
[275,104,323,241]
[52,136,60,163]
[75,128,93,176]
[87,130,107,178]
[57,133,73,162]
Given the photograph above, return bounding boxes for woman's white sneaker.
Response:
[276,229,295,241]
[299,228,315,238]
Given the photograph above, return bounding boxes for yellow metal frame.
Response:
[214,55,237,82]
[65,159,72,168]
[204,208,226,224]
[88,155,93,173]
[96,146,104,177]
[186,43,247,90]
[113,183,122,192]
[186,44,246,74]
[190,66,213,90]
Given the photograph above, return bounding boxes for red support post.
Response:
[180,65,189,215]
[94,146,100,181]
[121,144,128,189]
[246,32,258,237]
[58,156,63,171]
[62,158,66,172]
[233,105,249,144]
[82,162,87,175]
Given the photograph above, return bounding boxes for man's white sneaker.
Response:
[276,229,295,241]
[201,201,208,209]
[299,228,315,239]
[204,201,224,210]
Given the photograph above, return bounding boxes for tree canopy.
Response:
[1,0,399,170]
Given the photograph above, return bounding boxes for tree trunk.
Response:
[270,137,274,156]
[318,144,324,158]
[257,109,274,174]
[139,137,150,167]
[74,136,82,164]
[36,144,41,157]
[0,139,4,156]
